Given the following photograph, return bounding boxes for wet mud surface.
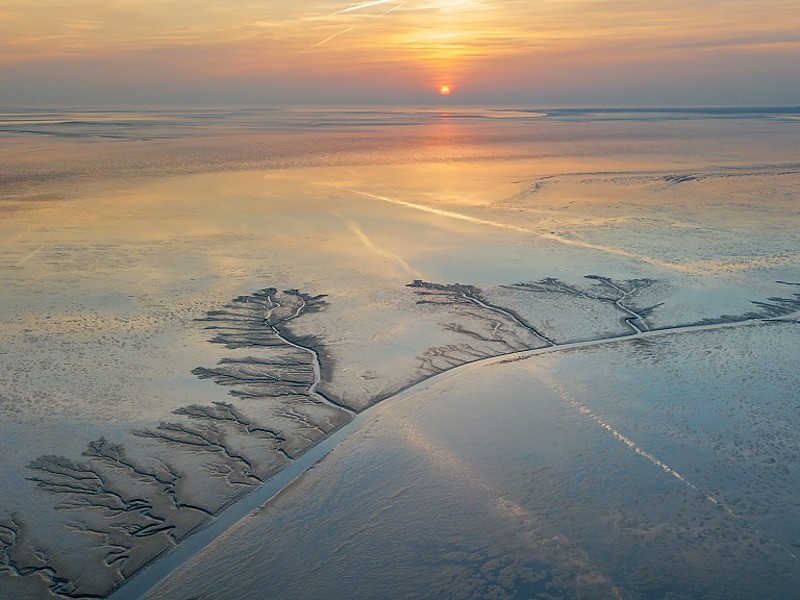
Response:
[147,319,800,600]
[2,109,799,599]
[1,274,798,598]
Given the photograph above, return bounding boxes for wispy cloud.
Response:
[2,0,799,103]
[378,1,407,17]
[332,0,400,15]
[308,26,355,49]
[308,0,407,51]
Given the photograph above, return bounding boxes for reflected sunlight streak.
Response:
[339,214,424,279]
[528,363,800,563]
[381,402,622,595]
[351,189,701,274]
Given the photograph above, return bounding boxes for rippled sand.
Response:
[1,107,798,598]
[149,321,800,600]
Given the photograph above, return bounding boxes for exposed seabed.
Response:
[1,107,799,599]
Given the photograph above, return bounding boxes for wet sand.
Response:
[1,107,799,598]
[147,319,800,600]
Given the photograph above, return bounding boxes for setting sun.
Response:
[440,85,451,96]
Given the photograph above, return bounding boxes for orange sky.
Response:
[2,0,799,105]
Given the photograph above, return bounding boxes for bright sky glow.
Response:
[1,0,798,105]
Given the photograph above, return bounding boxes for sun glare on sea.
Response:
[440,85,451,96]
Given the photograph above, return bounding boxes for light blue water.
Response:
[148,321,800,600]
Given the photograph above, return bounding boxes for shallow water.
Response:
[148,322,800,600]
[0,106,798,598]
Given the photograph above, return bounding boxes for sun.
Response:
[439,85,451,96]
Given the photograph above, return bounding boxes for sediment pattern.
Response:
[2,279,799,598]
[407,276,662,374]
[683,292,800,326]
[497,276,657,336]
[0,288,352,599]
[408,280,553,377]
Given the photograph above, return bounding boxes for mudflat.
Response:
[1,107,798,599]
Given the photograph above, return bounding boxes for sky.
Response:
[1,0,799,107]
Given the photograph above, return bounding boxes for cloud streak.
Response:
[1,0,799,104]
[332,0,400,15]
[308,26,355,49]
[309,1,407,51]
